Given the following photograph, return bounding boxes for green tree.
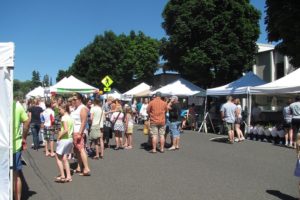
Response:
[67,30,160,92]
[49,77,53,86]
[56,69,69,82]
[43,74,50,87]
[161,0,260,87]
[13,79,33,98]
[265,0,300,67]
[31,70,41,88]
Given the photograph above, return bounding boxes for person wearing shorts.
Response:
[220,96,236,144]
[124,106,134,149]
[55,103,74,183]
[291,96,300,148]
[89,99,105,159]
[71,93,91,176]
[41,101,55,157]
[167,96,182,151]
[13,101,30,200]
[283,99,293,147]
[147,92,168,153]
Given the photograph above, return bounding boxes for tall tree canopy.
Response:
[161,0,260,87]
[31,70,41,88]
[61,31,160,92]
[265,0,300,68]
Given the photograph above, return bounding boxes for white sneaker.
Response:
[234,138,239,142]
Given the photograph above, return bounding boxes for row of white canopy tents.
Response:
[0,42,14,200]
[123,78,206,99]
[206,69,300,132]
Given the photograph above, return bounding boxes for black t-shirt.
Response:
[28,106,44,124]
[169,103,181,122]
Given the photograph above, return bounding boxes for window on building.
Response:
[276,62,284,79]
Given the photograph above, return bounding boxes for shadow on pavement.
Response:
[21,171,37,200]
[266,190,297,200]
[209,136,230,144]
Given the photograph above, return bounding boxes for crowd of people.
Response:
[12,92,300,199]
[12,91,184,199]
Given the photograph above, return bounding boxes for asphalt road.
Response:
[21,125,298,200]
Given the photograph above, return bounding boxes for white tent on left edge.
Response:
[50,75,97,94]
[0,42,15,200]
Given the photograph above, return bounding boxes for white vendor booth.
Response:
[50,75,97,94]
[0,42,15,200]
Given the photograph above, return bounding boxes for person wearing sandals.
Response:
[147,92,168,153]
[167,96,182,151]
[41,101,56,157]
[89,99,105,159]
[71,93,91,176]
[220,96,236,144]
[110,105,125,150]
[124,106,134,149]
[54,104,74,183]
[234,98,245,142]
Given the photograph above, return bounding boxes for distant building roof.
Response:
[154,68,179,75]
[257,43,275,53]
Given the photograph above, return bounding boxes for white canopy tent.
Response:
[250,68,300,94]
[123,82,151,97]
[204,72,266,133]
[102,88,122,100]
[151,78,205,97]
[0,42,14,200]
[25,86,49,99]
[50,75,97,94]
[206,72,266,96]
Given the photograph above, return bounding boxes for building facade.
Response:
[253,43,293,82]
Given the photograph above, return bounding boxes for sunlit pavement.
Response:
[22,125,297,200]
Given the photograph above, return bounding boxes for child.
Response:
[124,106,134,149]
[41,101,55,157]
[294,134,300,199]
[54,104,74,183]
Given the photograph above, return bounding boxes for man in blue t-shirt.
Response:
[220,96,236,144]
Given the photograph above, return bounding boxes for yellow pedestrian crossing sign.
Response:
[104,87,111,92]
[101,75,113,87]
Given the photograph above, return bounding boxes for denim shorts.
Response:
[169,121,181,138]
[13,151,22,171]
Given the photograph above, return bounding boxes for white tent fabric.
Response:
[50,75,97,94]
[123,82,151,97]
[0,42,14,200]
[250,68,300,94]
[151,78,205,96]
[206,72,266,96]
[102,88,122,100]
[25,86,46,99]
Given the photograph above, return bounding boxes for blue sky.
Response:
[1,0,267,82]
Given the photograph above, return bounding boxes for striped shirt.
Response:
[147,97,168,125]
